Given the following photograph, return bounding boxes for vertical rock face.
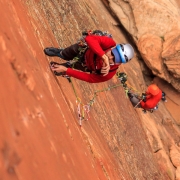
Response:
[176,167,180,180]
[106,0,180,38]
[137,34,169,80]
[162,30,180,79]
[170,145,180,180]
[137,31,180,91]
[105,0,180,91]
[0,0,180,179]
[170,145,180,168]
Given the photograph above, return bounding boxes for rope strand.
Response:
[68,72,142,126]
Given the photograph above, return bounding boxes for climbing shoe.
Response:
[44,47,65,58]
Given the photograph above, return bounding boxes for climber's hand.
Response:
[101,54,110,76]
[51,64,67,73]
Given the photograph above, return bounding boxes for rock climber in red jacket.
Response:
[128,84,163,110]
[44,34,134,83]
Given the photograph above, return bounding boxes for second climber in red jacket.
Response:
[128,84,163,111]
[44,34,134,83]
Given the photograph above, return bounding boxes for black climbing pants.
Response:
[61,43,89,72]
[129,93,142,108]
[61,43,80,60]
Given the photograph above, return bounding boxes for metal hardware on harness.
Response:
[117,72,127,85]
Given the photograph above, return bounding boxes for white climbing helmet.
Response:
[112,43,134,64]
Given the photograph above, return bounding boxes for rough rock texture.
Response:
[154,77,180,125]
[137,34,169,80]
[176,167,180,180]
[104,0,180,91]
[1,0,180,179]
[103,0,180,38]
[170,145,180,180]
[170,145,180,168]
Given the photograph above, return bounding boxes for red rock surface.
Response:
[104,0,180,92]
[0,0,178,179]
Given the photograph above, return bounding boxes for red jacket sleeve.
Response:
[66,68,116,83]
[140,100,156,110]
[85,35,116,57]
[140,91,162,109]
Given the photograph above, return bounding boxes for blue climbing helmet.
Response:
[112,44,134,64]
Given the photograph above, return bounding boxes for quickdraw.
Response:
[70,80,91,127]
[76,100,90,127]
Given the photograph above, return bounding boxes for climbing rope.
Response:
[88,84,123,106]
[65,71,150,126]
[68,77,89,127]
[66,71,167,119]
[116,72,142,98]
[68,76,125,127]
[68,70,145,126]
